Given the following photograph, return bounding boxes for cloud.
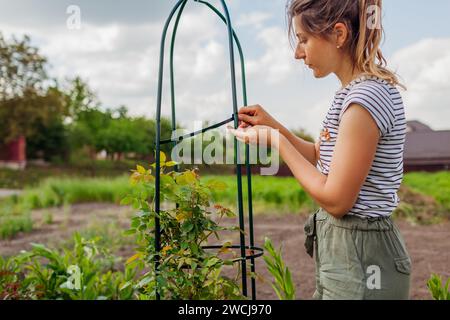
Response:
[246,26,299,84]
[390,38,450,130]
[236,11,272,29]
[0,5,234,125]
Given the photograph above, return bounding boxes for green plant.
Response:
[0,233,136,300]
[43,211,54,225]
[0,201,33,239]
[427,273,450,300]
[263,237,296,300]
[121,152,244,300]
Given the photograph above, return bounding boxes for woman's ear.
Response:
[334,22,348,48]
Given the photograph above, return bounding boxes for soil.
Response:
[0,203,448,300]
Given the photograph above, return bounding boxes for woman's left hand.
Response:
[227,124,281,148]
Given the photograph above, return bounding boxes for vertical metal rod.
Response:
[196,0,256,299]
[218,0,247,297]
[170,0,188,213]
[155,0,187,300]
[157,0,256,300]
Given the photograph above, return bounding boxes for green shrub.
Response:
[263,237,296,300]
[0,233,136,300]
[427,273,450,300]
[121,155,244,300]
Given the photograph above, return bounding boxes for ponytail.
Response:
[355,0,406,89]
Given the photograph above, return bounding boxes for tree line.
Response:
[0,32,314,164]
[0,32,174,163]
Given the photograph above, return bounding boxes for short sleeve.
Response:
[339,83,396,137]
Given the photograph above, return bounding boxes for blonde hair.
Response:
[286,0,406,90]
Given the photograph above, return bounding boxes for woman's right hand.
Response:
[237,104,280,130]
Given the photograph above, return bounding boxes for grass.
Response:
[402,171,450,212]
[202,175,317,215]
[0,170,449,239]
[0,161,234,189]
[0,201,33,239]
[19,176,132,209]
[0,175,132,239]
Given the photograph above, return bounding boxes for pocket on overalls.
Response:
[304,208,325,258]
[304,212,317,258]
[394,256,412,275]
[386,222,412,276]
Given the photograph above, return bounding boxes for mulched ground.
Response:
[0,203,448,300]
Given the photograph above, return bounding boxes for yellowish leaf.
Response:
[162,245,172,254]
[184,171,197,184]
[165,161,177,167]
[136,165,146,174]
[126,253,141,264]
[176,212,187,223]
[218,247,231,254]
[159,151,166,163]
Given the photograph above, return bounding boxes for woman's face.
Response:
[293,16,340,78]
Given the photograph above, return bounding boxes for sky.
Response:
[1,0,450,138]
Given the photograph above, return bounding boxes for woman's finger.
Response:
[238,105,257,115]
[238,121,251,128]
[238,113,256,125]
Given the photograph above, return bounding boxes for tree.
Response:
[0,32,66,143]
[64,76,100,120]
[25,86,70,161]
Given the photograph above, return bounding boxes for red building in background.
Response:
[0,136,26,170]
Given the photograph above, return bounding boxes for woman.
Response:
[228,0,411,300]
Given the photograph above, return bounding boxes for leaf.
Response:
[176,212,187,223]
[181,221,194,233]
[137,276,152,288]
[126,253,141,264]
[119,280,133,291]
[159,151,166,163]
[205,257,221,268]
[203,279,214,287]
[218,247,231,254]
[120,196,133,206]
[161,245,172,254]
[165,161,177,167]
[123,229,136,236]
[206,180,227,191]
[219,241,233,254]
[136,165,146,174]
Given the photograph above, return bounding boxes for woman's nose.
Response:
[295,47,305,60]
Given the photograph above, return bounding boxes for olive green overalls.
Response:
[304,208,411,300]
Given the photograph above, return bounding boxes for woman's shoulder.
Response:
[341,75,400,108]
[348,75,402,98]
[338,75,403,137]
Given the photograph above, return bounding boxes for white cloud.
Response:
[236,11,272,29]
[246,26,299,84]
[6,6,449,144]
[0,6,234,125]
[390,38,450,130]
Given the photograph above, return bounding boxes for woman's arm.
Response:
[276,103,379,218]
[277,124,318,167]
[237,105,317,166]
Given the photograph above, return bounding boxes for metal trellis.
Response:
[154,0,262,300]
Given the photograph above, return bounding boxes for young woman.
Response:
[228,0,411,300]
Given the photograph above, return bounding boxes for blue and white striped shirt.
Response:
[317,75,407,218]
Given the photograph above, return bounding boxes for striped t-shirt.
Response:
[316,75,407,218]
